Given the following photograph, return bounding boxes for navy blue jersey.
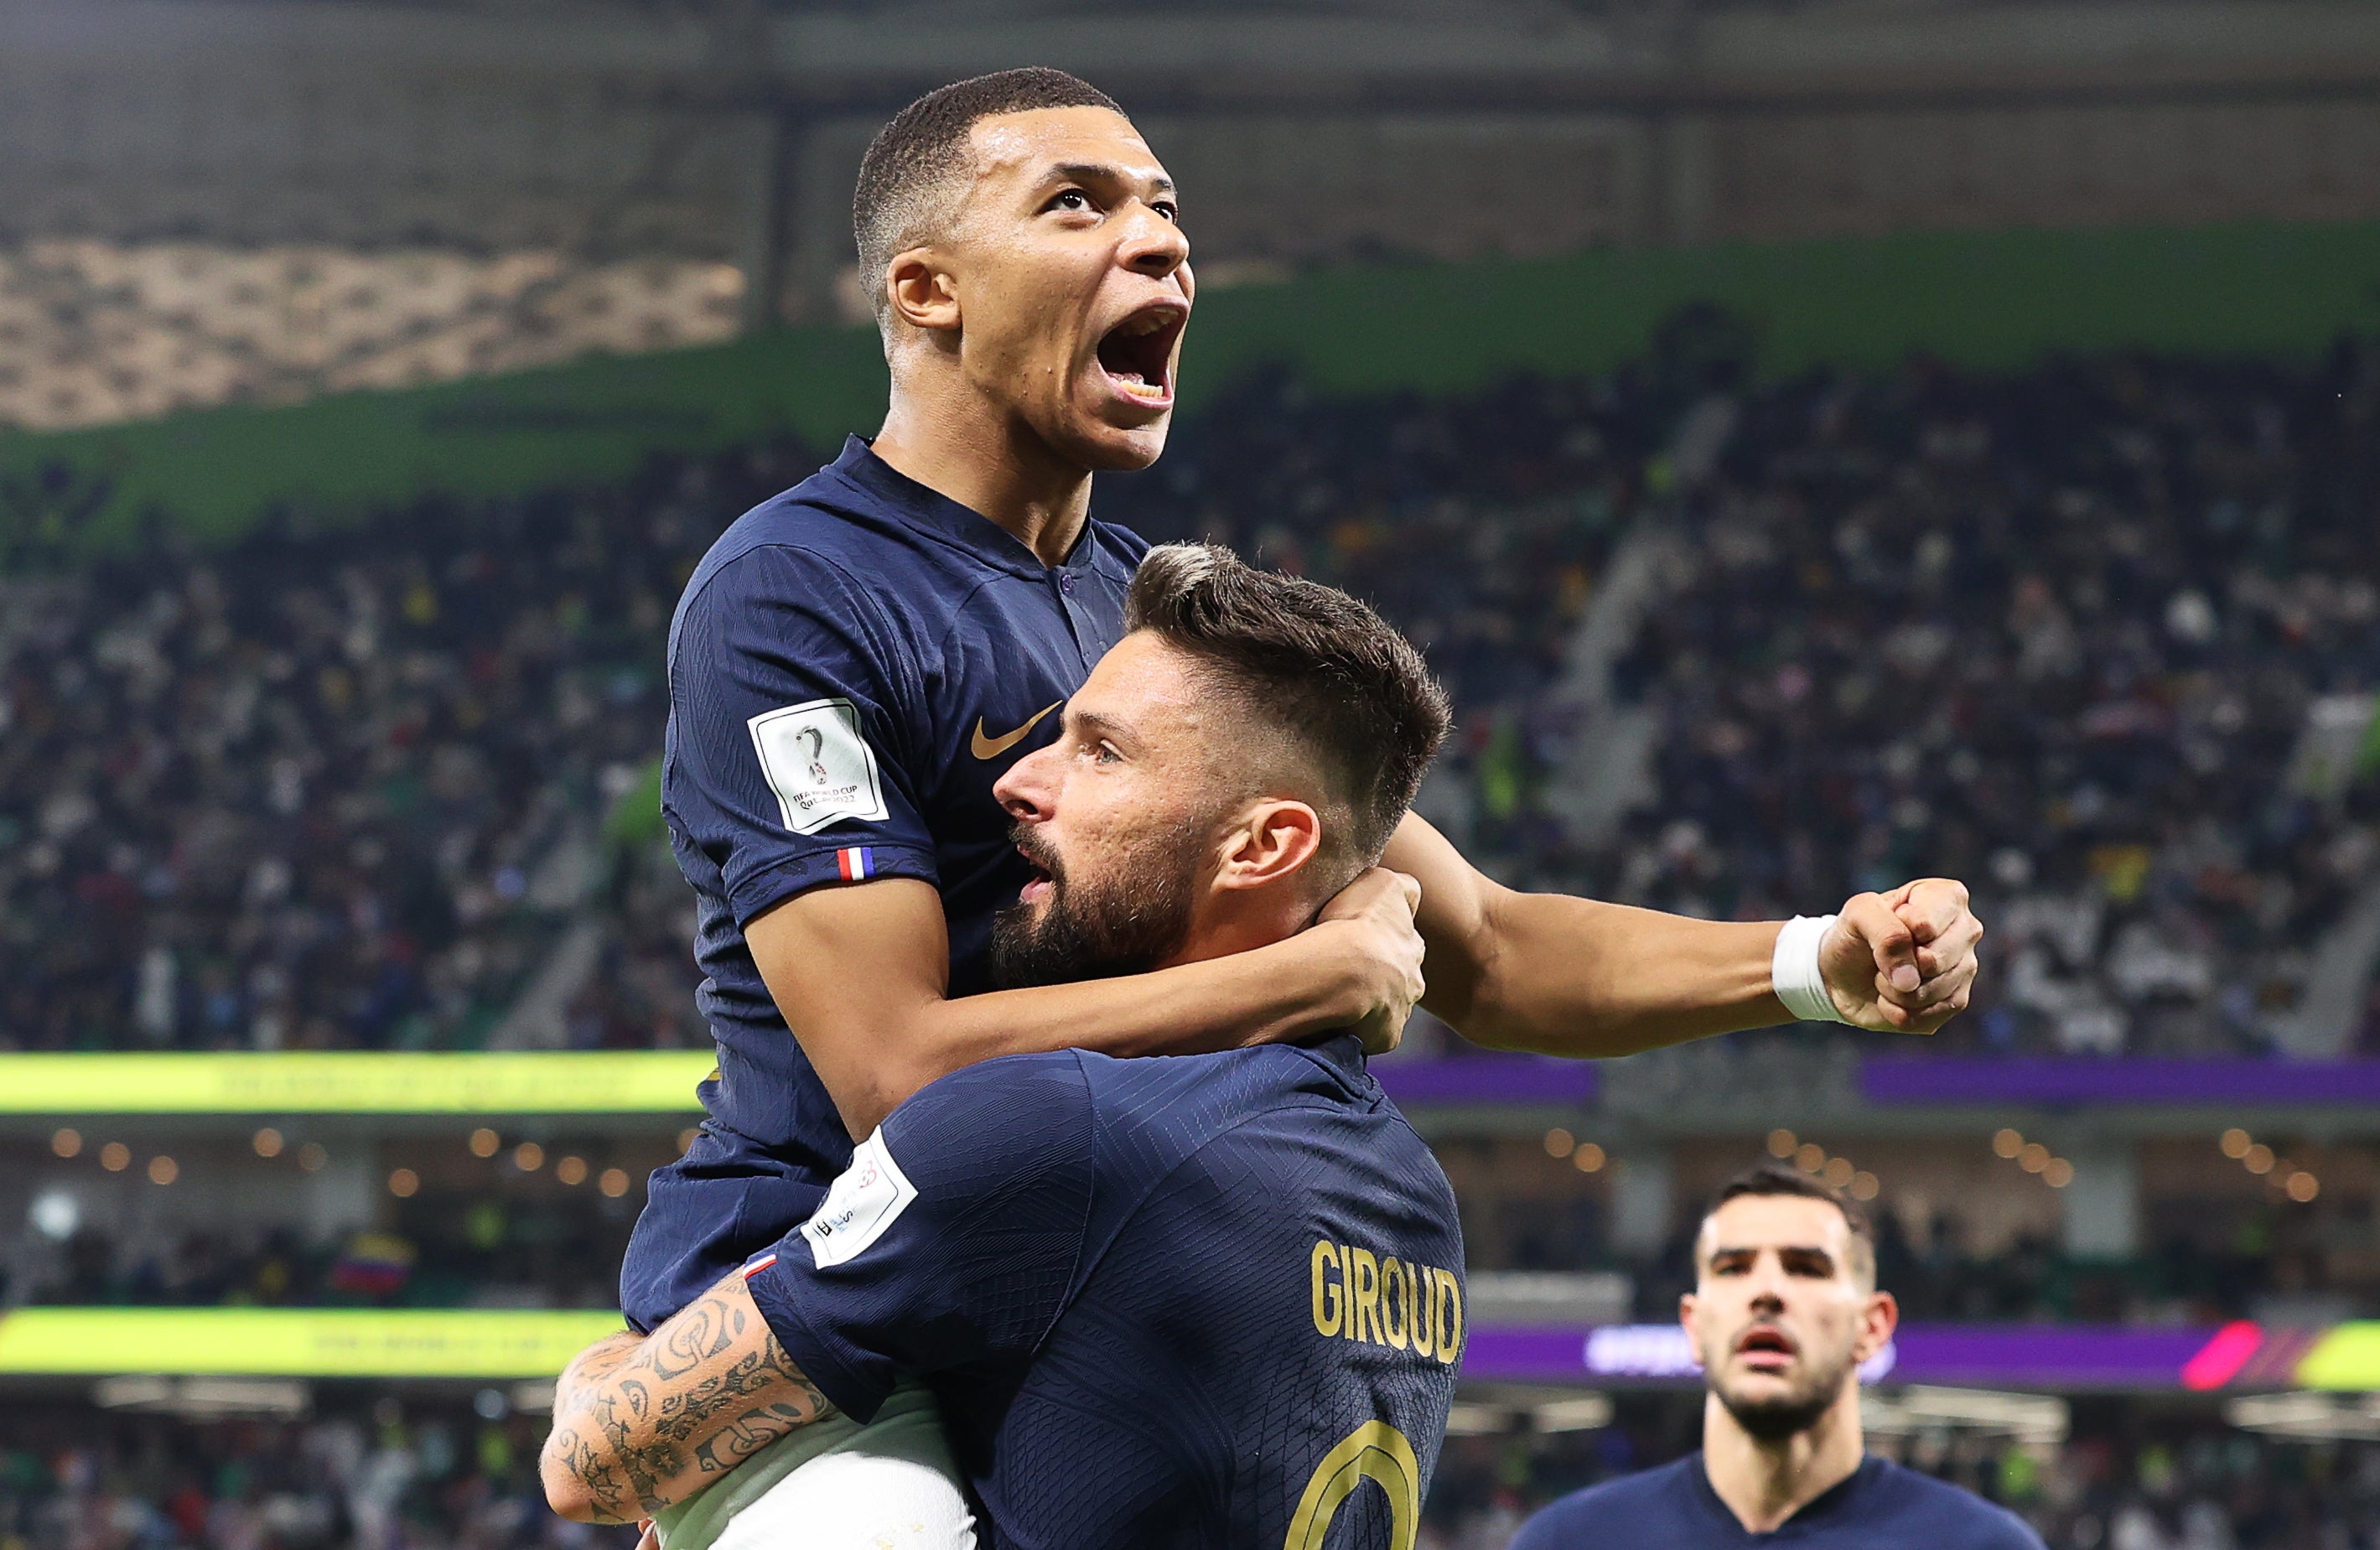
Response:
[744,1034,1465,1550]
[1510,1454,2046,1549]
[621,436,1147,1330]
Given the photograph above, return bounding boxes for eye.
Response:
[1048,189,1093,214]
[1092,741,1123,765]
[1152,200,1180,223]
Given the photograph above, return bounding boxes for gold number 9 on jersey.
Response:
[1284,1420,1420,1550]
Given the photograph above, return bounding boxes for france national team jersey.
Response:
[621,436,1148,1331]
[1508,1454,2046,1550]
[742,1034,1465,1550]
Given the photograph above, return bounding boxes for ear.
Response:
[885,247,962,334]
[1211,800,1322,893]
[1851,1288,1897,1364]
[1678,1290,1707,1369]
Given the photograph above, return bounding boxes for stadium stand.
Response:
[0,1398,635,1550]
[11,313,2380,1548]
[15,320,2378,1068]
[0,1388,2357,1550]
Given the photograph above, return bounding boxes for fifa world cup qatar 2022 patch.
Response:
[801,1129,919,1268]
[748,697,890,835]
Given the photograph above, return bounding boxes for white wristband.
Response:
[1772,914,1845,1025]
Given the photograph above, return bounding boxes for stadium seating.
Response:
[0,1398,634,1550]
[0,1391,2351,1550]
[9,330,2380,1067]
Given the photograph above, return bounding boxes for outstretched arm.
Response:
[1384,814,1982,1058]
[541,1271,838,1525]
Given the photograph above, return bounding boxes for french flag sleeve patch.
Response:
[836,847,874,881]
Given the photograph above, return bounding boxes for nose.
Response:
[994,744,1057,822]
[1118,200,1189,280]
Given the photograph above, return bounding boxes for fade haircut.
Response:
[853,68,1128,328]
[1701,1163,1876,1286]
[1124,544,1451,885]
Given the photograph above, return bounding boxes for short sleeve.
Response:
[665,543,938,926]
[743,1055,1095,1423]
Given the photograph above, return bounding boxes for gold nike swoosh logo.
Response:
[971,702,1062,760]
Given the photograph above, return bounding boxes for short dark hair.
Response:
[853,68,1127,326]
[1125,543,1451,878]
[1703,1163,1875,1282]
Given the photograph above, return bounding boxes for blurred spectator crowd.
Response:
[6,1206,627,1314]
[1123,329,2380,1060]
[0,443,816,1055]
[8,321,2380,1056]
[3,1395,2367,1550]
[0,1401,632,1550]
[1597,343,2380,1060]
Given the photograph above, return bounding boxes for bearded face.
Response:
[1706,1322,1861,1442]
[989,812,1207,989]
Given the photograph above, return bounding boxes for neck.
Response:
[1700,1388,1864,1535]
[1158,893,1311,974]
[874,371,1093,568]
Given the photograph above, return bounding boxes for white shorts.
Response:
[652,1379,975,1550]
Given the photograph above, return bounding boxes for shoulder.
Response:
[669,508,914,675]
[1073,1044,1340,1142]
[879,1052,1097,1195]
[679,494,879,619]
[1868,1461,2046,1548]
[1510,1457,1703,1548]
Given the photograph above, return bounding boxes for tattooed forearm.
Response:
[539,1273,838,1524]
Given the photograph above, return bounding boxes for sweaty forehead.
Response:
[966,106,1165,189]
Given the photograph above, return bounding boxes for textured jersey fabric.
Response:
[745,1034,1465,1550]
[1509,1454,2047,1549]
[620,436,1147,1331]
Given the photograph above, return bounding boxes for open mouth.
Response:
[1734,1327,1797,1369]
[1015,842,1057,905]
[1095,303,1185,406]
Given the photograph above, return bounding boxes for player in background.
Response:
[1509,1164,2046,1550]
[546,545,1465,1548]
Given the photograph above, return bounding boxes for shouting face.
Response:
[911,106,1193,473]
[1680,1193,1895,1443]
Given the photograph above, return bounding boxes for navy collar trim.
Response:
[1690,1453,1881,1539]
[1285,1031,1375,1102]
[822,435,1100,578]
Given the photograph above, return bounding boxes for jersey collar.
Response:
[1285,1032,1377,1103]
[1690,1452,1883,1539]
[824,435,1100,578]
